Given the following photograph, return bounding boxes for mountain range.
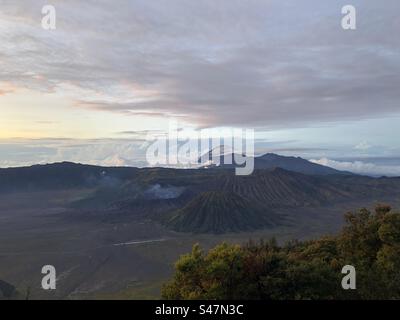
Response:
[1,153,399,234]
[200,150,350,175]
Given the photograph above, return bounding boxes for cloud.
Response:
[2,136,400,174]
[310,157,400,177]
[0,0,399,128]
[0,138,147,168]
[35,120,58,125]
[0,135,317,168]
[0,89,11,96]
[354,141,372,151]
[0,82,15,95]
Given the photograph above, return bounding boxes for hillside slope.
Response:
[166,191,282,233]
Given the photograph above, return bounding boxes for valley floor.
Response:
[0,189,399,299]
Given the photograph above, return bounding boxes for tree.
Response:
[162,205,400,300]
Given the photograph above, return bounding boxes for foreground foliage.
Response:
[162,205,400,299]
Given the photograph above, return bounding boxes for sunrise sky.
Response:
[0,0,399,175]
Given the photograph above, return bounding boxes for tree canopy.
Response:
[162,205,400,300]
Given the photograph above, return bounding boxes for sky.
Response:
[0,0,399,175]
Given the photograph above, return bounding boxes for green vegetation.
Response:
[162,204,400,299]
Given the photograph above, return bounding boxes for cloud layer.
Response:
[1,0,399,128]
[310,157,400,177]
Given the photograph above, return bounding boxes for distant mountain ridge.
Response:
[0,162,139,193]
[0,152,350,193]
[200,150,351,176]
[254,153,351,175]
[1,158,400,234]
